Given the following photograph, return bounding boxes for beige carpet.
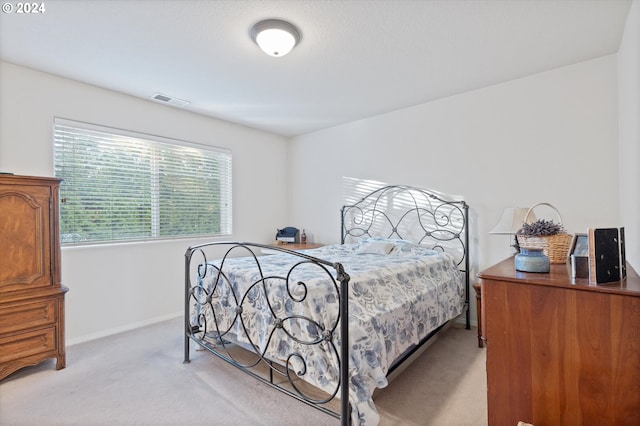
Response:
[0,318,487,425]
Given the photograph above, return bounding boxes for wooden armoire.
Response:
[0,174,68,380]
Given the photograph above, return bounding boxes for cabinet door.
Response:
[0,184,53,292]
[485,278,640,426]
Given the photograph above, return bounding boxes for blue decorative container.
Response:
[515,248,550,273]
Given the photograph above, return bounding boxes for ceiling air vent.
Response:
[151,93,190,108]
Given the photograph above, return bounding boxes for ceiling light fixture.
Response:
[251,19,301,57]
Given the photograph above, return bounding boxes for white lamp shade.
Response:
[251,19,301,57]
[489,207,536,234]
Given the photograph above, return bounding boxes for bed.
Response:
[183,185,469,425]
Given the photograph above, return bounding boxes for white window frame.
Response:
[53,118,232,245]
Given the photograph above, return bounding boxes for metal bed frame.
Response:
[183,185,469,425]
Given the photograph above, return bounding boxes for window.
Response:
[53,118,232,245]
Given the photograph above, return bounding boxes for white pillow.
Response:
[355,241,395,255]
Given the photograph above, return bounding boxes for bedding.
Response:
[189,238,464,425]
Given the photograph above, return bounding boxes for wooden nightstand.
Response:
[472,283,484,348]
[272,243,323,250]
[262,243,324,255]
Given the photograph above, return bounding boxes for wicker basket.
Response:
[516,203,573,264]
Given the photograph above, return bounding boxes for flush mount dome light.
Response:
[251,19,301,57]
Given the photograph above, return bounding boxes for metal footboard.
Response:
[183,242,351,425]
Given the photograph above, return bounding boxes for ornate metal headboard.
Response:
[341,184,470,326]
[341,185,468,264]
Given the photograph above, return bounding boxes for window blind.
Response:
[53,118,232,245]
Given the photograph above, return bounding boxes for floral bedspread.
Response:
[190,238,464,425]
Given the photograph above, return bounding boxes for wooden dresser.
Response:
[0,174,68,380]
[479,257,640,426]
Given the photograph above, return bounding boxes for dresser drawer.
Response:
[0,327,56,364]
[0,300,57,335]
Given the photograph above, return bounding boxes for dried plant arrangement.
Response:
[518,219,565,236]
[516,204,572,264]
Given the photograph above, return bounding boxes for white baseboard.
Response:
[67,311,182,346]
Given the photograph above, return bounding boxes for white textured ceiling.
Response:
[0,0,632,137]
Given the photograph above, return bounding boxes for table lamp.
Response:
[490,207,536,252]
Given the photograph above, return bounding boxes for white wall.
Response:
[0,61,289,343]
[618,0,640,271]
[289,56,621,325]
[0,41,632,340]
